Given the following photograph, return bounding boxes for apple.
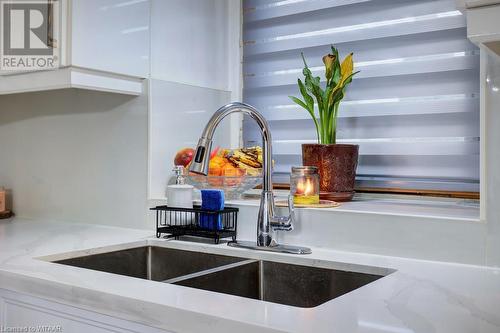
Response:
[174,148,195,167]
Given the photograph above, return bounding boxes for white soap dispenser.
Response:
[166,166,194,208]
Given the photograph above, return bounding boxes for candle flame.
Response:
[297,178,314,196]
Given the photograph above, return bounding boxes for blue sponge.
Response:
[200,189,225,230]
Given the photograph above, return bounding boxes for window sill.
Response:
[225,190,481,223]
[149,191,480,223]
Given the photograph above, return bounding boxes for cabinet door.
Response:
[0,289,170,333]
[70,0,150,78]
[150,0,231,90]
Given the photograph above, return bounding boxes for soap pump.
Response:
[166,166,194,208]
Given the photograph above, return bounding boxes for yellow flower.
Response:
[340,53,354,85]
[322,54,335,81]
[328,52,356,108]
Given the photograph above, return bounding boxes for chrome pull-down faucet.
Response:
[189,102,311,255]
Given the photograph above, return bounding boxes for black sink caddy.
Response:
[151,205,238,244]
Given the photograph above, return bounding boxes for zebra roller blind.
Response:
[242,0,480,192]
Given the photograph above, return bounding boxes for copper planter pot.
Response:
[302,144,359,202]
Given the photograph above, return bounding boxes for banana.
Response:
[240,146,263,164]
[232,151,262,168]
[224,146,263,175]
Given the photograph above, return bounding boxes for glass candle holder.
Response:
[290,166,320,205]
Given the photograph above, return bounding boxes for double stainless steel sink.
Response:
[55,246,389,308]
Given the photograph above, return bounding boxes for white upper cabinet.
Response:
[70,0,150,78]
[150,0,232,91]
[0,0,150,96]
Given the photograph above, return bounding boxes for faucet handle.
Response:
[270,195,295,232]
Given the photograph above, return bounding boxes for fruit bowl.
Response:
[187,173,262,200]
[175,146,264,199]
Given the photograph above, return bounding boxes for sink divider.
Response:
[147,247,153,280]
[161,259,259,284]
[258,260,264,301]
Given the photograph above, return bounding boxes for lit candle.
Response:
[291,166,320,205]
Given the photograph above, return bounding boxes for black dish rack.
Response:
[151,205,238,244]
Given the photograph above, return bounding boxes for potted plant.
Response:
[289,46,359,201]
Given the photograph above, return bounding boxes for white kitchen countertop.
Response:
[0,217,499,333]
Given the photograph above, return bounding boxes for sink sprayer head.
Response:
[189,137,212,176]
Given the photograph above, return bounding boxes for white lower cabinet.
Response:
[0,289,170,333]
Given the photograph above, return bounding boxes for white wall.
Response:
[0,87,150,229]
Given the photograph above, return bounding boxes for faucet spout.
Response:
[190,102,273,192]
[190,102,311,255]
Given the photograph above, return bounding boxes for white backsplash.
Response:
[0,86,150,228]
[148,79,232,199]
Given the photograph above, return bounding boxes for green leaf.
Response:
[300,53,324,104]
[323,86,332,105]
[301,52,309,68]
[289,96,321,142]
[332,63,341,87]
[310,76,324,105]
[333,91,345,106]
[327,86,343,109]
[289,96,308,111]
[329,46,341,89]
[297,79,314,111]
[312,76,322,90]
[304,74,314,93]
[301,52,314,78]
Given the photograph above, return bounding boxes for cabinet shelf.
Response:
[0,67,143,96]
